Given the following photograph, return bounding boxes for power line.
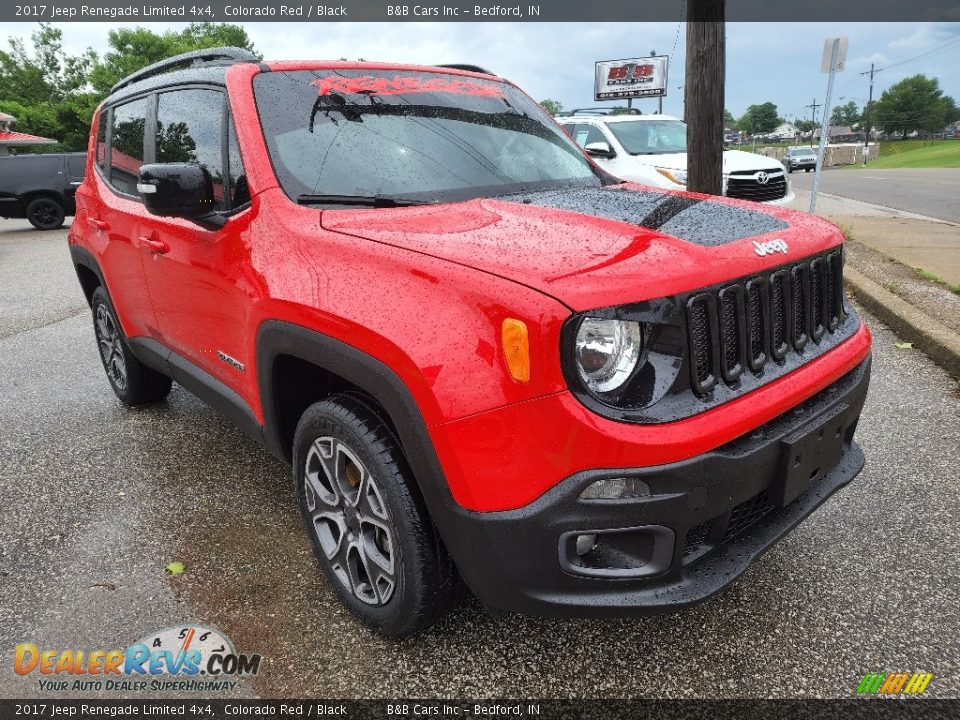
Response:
[835,33,960,93]
[880,34,960,71]
[670,1,685,58]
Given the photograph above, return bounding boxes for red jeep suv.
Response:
[69,48,872,636]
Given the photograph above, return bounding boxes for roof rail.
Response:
[435,63,496,76]
[111,47,259,94]
[565,107,643,116]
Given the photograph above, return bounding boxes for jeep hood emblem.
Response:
[753,239,789,257]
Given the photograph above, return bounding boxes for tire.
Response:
[806,168,813,172]
[293,393,461,636]
[786,166,793,173]
[25,196,66,230]
[91,286,172,406]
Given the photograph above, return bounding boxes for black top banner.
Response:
[2,699,960,720]
[4,0,960,23]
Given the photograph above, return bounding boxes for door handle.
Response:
[87,218,110,231]
[138,235,170,254]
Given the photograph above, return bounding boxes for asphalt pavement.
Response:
[789,168,960,223]
[1,218,959,699]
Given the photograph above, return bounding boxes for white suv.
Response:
[558,111,794,205]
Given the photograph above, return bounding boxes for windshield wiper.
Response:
[296,194,430,208]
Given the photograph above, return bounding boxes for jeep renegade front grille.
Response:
[685,250,847,396]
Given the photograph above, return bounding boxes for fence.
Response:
[754,144,879,167]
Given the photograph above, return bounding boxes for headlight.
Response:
[574,318,644,394]
[655,167,687,186]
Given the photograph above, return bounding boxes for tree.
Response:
[723,108,736,128]
[830,100,860,127]
[539,99,563,115]
[0,24,95,105]
[795,119,817,133]
[737,102,780,135]
[0,23,257,152]
[872,74,959,137]
[89,23,259,95]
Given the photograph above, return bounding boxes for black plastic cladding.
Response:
[502,186,788,246]
[560,248,860,424]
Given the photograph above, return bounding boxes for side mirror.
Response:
[584,141,615,159]
[137,163,225,230]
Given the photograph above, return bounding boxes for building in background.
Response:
[0,111,56,155]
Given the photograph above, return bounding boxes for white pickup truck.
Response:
[559,112,794,205]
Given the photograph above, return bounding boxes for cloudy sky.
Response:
[1,20,958,121]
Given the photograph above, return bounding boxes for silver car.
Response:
[784,147,817,173]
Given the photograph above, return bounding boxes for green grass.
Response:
[913,266,960,295]
[863,140,960,168]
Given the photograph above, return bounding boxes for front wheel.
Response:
[25,196,65,230]
[293,394,462,636]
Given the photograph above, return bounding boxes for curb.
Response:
[845,266,960,380]
[813,191,960,227]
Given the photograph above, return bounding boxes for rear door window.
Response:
[96,112,108,173]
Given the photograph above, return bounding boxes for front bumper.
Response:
[442,355,870,616]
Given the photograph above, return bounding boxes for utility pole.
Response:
[649,50,662,115]
[684,0,726,196]
[805,98,821,147]
[860,62,881,165]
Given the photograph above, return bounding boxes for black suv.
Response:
[0,152,86,229]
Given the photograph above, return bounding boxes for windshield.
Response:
[606,119,688,155]
[791,149,816,156]
[253,70,607,204]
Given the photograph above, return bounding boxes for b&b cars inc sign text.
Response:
[594,56,669,100]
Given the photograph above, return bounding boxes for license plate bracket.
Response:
[771,402,849,507]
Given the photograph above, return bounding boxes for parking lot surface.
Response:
[1,218,958,698]
[790,168,960,223]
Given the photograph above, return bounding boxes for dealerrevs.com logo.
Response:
[857,672,933,697]
[14,625,262,693]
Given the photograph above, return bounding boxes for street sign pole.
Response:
[810,37,847,214]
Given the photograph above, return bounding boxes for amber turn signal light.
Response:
[501,318,530,383]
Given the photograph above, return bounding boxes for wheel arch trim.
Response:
[255,321,465,537]
[256,322,443,473]
[69,245,107,307]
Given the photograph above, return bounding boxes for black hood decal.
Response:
[500,186,788,246]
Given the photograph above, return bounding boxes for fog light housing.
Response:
[559,526,675,578]
[579,477,651,500]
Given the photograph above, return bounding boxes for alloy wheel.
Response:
[95,304,128,392]
[304,436,397,605]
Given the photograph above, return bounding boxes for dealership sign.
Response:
[594,56,669,100]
